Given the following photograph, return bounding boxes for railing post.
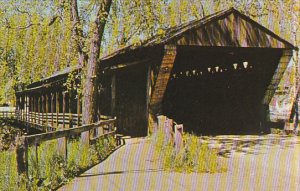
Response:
[46,93,49,131]
[16,136,28,179]
[62,92,66,129]
[34,143,39,178]
[20,94,23,122]
[51,93,54,129]
[25,94,29,132]
[34,95,37,124]
[56,91,59,128]
[30,96,33,123]
[69,91,73,128]
[77,93,81,127]
[38,96,40,126]
[41,94,44,128]
[174,124,184,153]
[57,91,68,162]
[165,118,173,144]
[57,136,68,164]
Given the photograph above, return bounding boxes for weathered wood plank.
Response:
[149,44,177,115]
[25,119,116,146]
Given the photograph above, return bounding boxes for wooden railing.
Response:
[15,111,83,131]
[1,110,113,133]
[0,111,15,119]
[16,118,117,177]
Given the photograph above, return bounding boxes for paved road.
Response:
[59,135,300,191]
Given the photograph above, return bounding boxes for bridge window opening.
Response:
[233,63,238,69]
[243,61,248,68]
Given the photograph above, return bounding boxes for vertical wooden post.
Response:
[38,96,40,125]
[56,91,59,128]
[174,124,184,152]
[22,94,25,121]
[18,96,22,121]
[33,95,36,124]
[68,91,73,128]
[149,45,177,134]
[35,144,39,178]
[63,92,66,129]
[22,95,24,121]
[30,96,33,123]
[77,93,81,127]
[23,94,25,122]
[27,95,29,124]
[16,136,28,178]
[28,95,30,122]
[57,91,67,162]
[27,95,30,122]
[51,93,54,129]
[165,118,173,144]
[146,64,152,136]
[45,93,49,131]
[16,94,19,120]
[24,94,27,123]
[25,94,29,131]
[41,94,44,127]
[19,95,22,121]
[157,115,166,131]
[111,74,116,117]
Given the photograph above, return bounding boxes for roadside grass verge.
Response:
[0,150,21,191]
[0,135,117,190]
[153,129,227,173]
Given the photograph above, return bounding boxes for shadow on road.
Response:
[79,168,164,178]
[204,135,300,158]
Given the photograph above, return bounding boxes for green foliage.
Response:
[93,135,117,160]
[0,134,117,190]
[153,130,226,173]
[0,150,19,191]
[0,0,298,105]
[0,0,77,104]
[0,125,22,150]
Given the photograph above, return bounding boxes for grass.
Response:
[0,134,117,190]
[153,128,227,173]
[0,150,22,191]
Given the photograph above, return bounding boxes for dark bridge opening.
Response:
[163,47,282,135]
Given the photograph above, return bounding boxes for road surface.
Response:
[59,135,300,191]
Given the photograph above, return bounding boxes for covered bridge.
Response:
[16,8,298,136]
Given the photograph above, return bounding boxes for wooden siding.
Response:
[176,13,290,48]
[263,50,293,105]
[115,64,148,136]
[269,50,298,122]
[149,45,177,114]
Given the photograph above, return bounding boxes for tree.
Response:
[0,0,298,125]
[69,0,113,144]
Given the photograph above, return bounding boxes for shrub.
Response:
[24,134,117,190]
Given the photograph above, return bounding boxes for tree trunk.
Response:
[80,0,112,145]
[70,0,86,67]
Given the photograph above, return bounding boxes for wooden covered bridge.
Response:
[14,8,298,136]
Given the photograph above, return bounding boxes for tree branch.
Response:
[48,16,62,26]
[7,23,40,29]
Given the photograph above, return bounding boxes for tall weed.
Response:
[153,130,226,173]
